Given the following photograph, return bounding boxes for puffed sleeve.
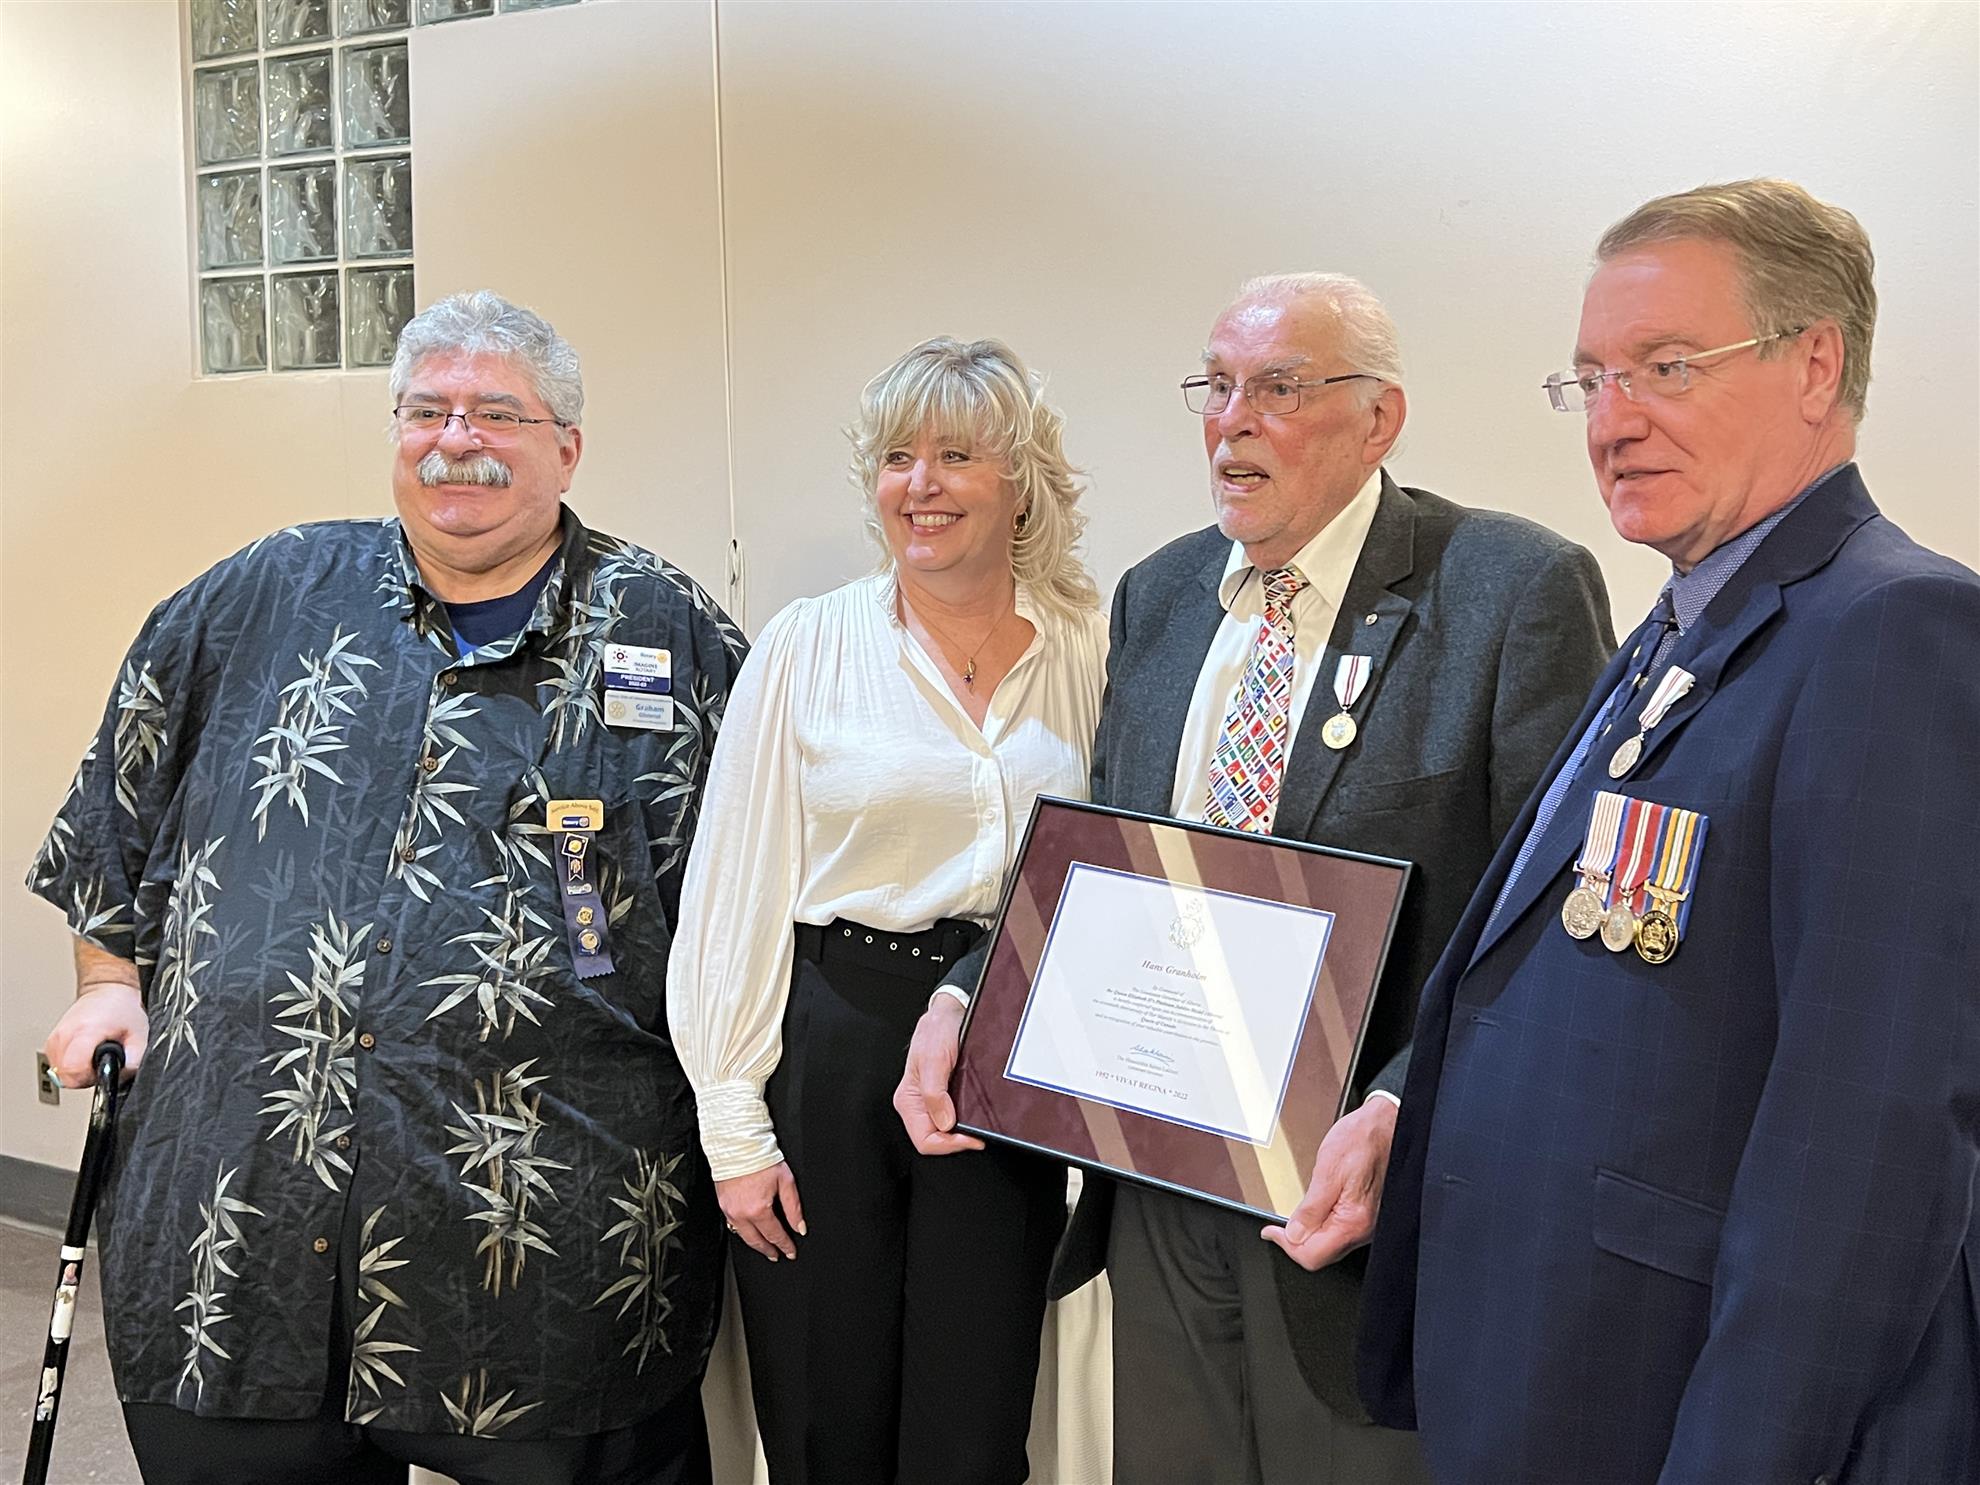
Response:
[646,563,750,933]
[666,597,813,1181]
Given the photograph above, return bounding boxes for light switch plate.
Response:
[35,1052,60,1106]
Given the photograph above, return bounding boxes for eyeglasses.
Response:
[1181,370,1379,416]
[1542,328,1805,413]
[392,406,571,437]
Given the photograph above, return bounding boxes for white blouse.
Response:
[667,571,1109,1181]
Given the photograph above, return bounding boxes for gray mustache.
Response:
[417,451,513,488]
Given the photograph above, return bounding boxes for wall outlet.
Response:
[35,1052,60,1106]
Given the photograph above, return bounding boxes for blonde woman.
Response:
[669,338,1106,1484]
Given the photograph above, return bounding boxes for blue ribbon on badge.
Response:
[556,832,615,979]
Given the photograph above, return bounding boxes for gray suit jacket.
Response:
[1031,474,1614,1418]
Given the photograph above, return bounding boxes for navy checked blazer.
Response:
[1360,466,1980,1484]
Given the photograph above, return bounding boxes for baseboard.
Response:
[0,1154,75,1232]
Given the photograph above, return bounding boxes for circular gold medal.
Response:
[1322,711,1357,750]
[1561,886,1605,940]
[1600,902,1638,953]
[1634,909,1678,964]
[578,928,601,954]
[1607,734,1643,779]
[576,905,596,926]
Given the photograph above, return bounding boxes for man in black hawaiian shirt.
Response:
[32,290,745,1485]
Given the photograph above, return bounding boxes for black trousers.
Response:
[733,919,1064,1485]
[122,1386,710,1485]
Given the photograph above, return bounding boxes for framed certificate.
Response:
[952,796,1410,1222]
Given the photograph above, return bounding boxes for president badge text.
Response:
[603,643,673,731]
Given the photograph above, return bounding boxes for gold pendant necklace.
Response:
[903,593,1014,690]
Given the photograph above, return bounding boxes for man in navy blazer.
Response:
[1360,179,1980,1484]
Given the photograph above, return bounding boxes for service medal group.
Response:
[1562,788,1708,964]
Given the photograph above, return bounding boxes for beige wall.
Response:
[2,1,391,1164]
[411,0,736,597]
[4,0,1976,1175]
[713,0,1980,628]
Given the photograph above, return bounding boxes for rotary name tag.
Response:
[602,644,671,695]
[601,643,674,731]
[605,691,674,731]
[546,798,604,832]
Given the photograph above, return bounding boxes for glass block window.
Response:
[188,0,581,375]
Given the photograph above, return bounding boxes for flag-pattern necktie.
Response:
[1204,566,1309,834]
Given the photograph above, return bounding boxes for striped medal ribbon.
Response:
[1562,789,1628,940]
[1609,665,1695,779]
[1321,654,1372,750]
[1635,804,1710,964]
[1602,796,1667,952]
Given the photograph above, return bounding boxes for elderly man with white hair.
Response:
[33,290,743,1484]
[898,273,1615,1482]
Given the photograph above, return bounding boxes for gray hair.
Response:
[1230,272,1406,401]
[389,289,584,430]
[1597,179,1876,420]
[849,337,1100,618]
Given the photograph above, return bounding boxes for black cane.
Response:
[22,1042,125,1485]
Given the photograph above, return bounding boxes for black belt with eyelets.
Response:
[793,916,985,989]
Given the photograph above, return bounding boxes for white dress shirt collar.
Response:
[1169,466,1386,822]
[1216,466,1385,614]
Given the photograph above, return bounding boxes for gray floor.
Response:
[2,1216,137,1483]
[0,1222,457,1485]
[2,1214,731,1484]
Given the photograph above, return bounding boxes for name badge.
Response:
[545,798,604,833]
[605,691,674,731]
[601,643,671,696]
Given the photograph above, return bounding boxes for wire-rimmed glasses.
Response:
[1182,370,1379,416]
[1542,328,1805,413]
[391,406,570,438]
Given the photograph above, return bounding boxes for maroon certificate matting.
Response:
[952,797,1410,1221]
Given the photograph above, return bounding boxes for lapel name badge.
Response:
[545,798,604,833]
[605,690,675,732]
[600,642,675,730]
[1321,654,1371,751]
[601,643,672,695]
